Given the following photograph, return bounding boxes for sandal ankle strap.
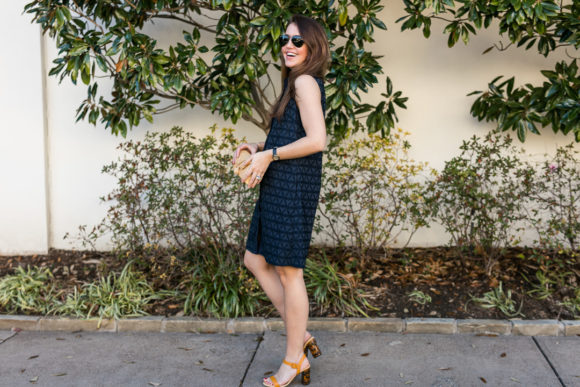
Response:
[282,353,307,371]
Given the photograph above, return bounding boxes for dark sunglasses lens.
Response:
[291,36,304,47]
[279,35,289,46]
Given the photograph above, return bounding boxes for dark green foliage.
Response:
[397,0,580,141]
[469,60,580,142]
[24,0,407,140]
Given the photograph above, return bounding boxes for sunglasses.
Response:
[279,34,305,48]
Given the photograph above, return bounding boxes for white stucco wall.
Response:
[0,1,48,255]
[1,1,578,254]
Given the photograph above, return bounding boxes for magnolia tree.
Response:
[24,0,408,140]
[397,0,580,142]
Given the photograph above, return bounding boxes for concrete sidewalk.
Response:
[1,329,578,387]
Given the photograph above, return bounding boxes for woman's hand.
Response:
[232,142,259,166]
[239,150,272,189]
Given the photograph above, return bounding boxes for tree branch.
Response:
[151,14,217,33]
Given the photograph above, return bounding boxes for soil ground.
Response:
[0,246,578,320]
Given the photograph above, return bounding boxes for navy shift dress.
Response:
[245,76,326,268]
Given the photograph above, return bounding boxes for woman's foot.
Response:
[263,353,310,387]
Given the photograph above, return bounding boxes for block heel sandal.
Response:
[263,353,311,387]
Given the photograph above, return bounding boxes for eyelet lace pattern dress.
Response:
[245,76,326,268]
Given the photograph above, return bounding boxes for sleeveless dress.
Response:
[245,76,326,268]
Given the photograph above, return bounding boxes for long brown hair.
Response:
[271,15,330,121]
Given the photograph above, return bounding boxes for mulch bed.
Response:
[1,246,578,320]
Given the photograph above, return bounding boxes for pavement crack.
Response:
[531,336,566,387]
[239,332,264,387]
[0,329,20,346]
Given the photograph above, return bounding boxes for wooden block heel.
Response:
[301,368,311,385]
[303,337,321,358]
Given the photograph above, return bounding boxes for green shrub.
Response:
[65,125,258,256]
[316,128,432,256]
[526,143,580,251]
[425,131,533,274]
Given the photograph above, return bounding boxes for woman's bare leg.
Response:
[244,250,286,314]
[243,250,312,341]
[263,265,310,385]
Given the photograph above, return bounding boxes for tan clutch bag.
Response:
[233,149,252,184]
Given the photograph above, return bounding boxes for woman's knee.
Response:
[243,250,267,273]
[275,266,302,286]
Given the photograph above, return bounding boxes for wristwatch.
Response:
[272,147,280,161]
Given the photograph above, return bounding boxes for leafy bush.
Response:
[425,131,533,274]
[0,266,59,315]
[315,128,432,256]
[526,143,580,251]
[181,245,264,318]
[66,125,257,256]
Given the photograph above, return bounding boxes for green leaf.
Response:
[153,56,171,65]
[250,17,268,26]
[95,56,108,73]
[196,58,207,75]
[81,67,91,85]
[370,17,387,30]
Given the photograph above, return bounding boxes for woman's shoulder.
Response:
[294,74,323,96]
[295,74,323,85]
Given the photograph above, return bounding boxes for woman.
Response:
[231,14,330,387]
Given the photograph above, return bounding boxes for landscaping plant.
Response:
[54,260,168,328]
[526,143,580,252]
[0,266,59,315]
[315,128,432,257]
[425,131,534,274]
[305,249,375,317]
[181,243,264,318]
[65,125,258,256]
[467,281,525,318]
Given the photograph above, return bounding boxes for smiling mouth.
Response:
[286,53,297,58]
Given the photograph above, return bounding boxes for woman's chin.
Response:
[284,58,303,68]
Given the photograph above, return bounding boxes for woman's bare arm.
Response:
[268,75,326,161]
